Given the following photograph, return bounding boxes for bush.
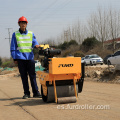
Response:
[58,41,69,50]
[74,51,85,57]
[82,37,101,52]
[68,40,78,46]
[62,50,71,57]
[2,61,11,67]
[2,60,15,68]
[57,40,78,50]
[86,46,112,58]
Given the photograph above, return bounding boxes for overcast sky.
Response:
[0,0,120,58]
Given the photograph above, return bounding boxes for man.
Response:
[10,16,41,99]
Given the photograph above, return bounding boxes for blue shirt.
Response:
[10,29,39,60]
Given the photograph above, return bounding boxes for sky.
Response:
[0,0,120,58]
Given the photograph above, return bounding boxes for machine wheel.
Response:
[41,85,48,102]
[84,62,87,66]
[107,61,111,65]
[90,61,93,66]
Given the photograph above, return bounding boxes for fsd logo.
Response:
[58,64,74,67]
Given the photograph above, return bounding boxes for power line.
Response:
[35,0,73,25]
[33,0,58,20]
[33,0,70,23]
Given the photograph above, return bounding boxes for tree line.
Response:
[48,7,120,53]
[1,6,120,67]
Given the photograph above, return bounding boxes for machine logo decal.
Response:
[58,64,74,67]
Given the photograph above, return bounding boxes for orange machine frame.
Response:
[37,57,82,103]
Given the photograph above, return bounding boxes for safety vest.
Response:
[15,31,32,53]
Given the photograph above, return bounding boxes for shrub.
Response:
[57,40,78,50]
[74,51,85,57]
[82,37,101,52]
[63,50,71,57]
[2,60,15,68]
[86,46,112,58]
[68,40,78,46]
[58,41,69,50]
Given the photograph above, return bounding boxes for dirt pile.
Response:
[85,65,120,84]
[0,65,120,84]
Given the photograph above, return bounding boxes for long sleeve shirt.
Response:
[10,29,39,60]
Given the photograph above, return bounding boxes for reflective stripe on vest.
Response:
[17,41,32,44]
[15,31,32,53]
[17,47,32,50]
[19,36,31,40]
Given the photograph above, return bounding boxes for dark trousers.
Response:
[18,59,39,95]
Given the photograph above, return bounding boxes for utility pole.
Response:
[64,30,68,42]
[5,28,12,47]
[5,28,12,57]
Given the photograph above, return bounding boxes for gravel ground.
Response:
[0,74,120,120]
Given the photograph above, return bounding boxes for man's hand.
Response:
[35,45,40,48]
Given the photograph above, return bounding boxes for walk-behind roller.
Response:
[37,45,84,104]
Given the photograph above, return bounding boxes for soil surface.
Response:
[0,65,120,120]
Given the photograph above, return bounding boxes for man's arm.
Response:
[32,33,40,48]
[10,33,18,64]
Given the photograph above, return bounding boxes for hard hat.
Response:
[18,16,28,23]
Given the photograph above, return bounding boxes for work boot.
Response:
[22,94,30,99]
[33,92,42,98]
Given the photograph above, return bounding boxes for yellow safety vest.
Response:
[15,31,32,53]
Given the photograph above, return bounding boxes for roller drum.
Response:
[41,84,78,103]
[57,96,77,104]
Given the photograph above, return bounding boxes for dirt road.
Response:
[0,75,120,120]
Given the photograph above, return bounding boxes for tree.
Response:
[82,37,100,51]
[108,8,120,53]
[57,41,69,50]
[87,6,120,51]
[57,40,78,50]
[87,7,109,48]
[68,40,78,46]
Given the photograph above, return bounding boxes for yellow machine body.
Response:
[49,57,81,74]
[37,57,82,103]
[39,44,50,49]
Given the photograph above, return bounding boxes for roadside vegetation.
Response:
[0,36,114,68]
[1,6,120,67]
[0,58,15,68]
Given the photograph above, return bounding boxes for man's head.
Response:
[18,16,28,31]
